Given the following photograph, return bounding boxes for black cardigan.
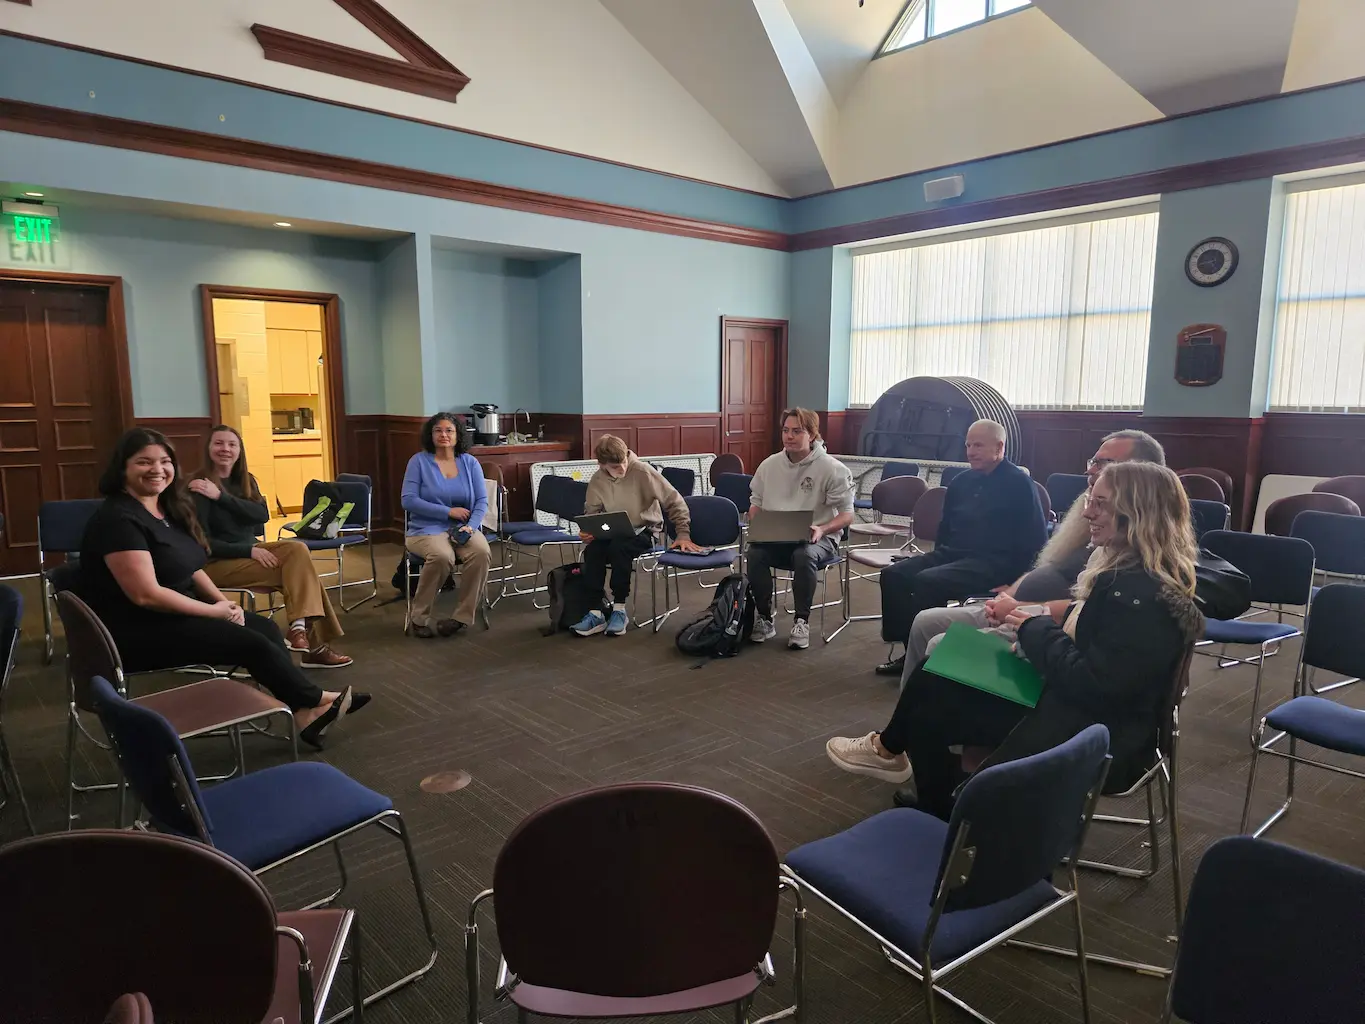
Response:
[192,476,270,560]
[1003,566,1199,790]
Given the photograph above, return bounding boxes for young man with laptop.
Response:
[745,408,855,650]
[571,435,701,636]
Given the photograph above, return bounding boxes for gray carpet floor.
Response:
[3,547,1362,1024]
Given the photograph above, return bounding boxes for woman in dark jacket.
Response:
[191,425,350,668]
[826,461,1201,819]
[77,428,369,750]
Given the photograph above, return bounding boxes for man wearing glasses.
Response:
[887,429,1166,684]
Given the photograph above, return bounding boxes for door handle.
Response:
[726,431,741,436]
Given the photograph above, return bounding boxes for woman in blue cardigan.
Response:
[401,413,490,638]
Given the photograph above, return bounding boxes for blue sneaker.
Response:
[605,608,629,636]
[571,609,607,636]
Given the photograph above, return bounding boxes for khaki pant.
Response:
[405,530,491,627]
[205,540,343,645]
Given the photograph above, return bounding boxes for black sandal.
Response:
[299,687,353,750]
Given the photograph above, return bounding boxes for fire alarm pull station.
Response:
[1175,324,1226,387]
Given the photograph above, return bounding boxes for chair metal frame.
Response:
[57,591,295,830]
[760,543,846,645]
[0,589,34,834]
[499,478,586,608]
[280,477,379,612]
[401,512,492,634]
[783,756,1111,1024]
[1240,585,1365,838]
[646,495,744,633]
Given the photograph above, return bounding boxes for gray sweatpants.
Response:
[899,603,996,691]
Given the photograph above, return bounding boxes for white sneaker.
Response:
[825,733,913,783]
[751,615,776,642]
[788,619,810,649]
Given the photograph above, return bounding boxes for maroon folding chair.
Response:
[467,782,803,1023]
[1264,492,1360,537]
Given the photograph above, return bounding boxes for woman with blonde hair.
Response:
[826,461,1202,819]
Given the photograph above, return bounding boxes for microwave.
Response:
[271,408,315,434]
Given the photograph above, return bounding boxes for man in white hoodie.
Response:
[746,408,855,649]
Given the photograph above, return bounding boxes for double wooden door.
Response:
[0,281,126,575]
[721,318,787,474]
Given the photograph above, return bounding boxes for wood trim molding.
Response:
[0,268,136,429]
[0,99,788,251]
[199,284,349,470]
[252,0,468,103]
[791,131,1365,250]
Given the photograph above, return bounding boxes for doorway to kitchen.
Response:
[200,286,345,537]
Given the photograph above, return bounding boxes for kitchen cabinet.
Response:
[272,435,325,512]
[268,329,314,395]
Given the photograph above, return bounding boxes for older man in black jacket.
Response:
[875,419,1045,676]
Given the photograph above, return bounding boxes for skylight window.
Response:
[881,0,1031,54]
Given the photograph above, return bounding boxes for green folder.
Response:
[924,622,1044,708]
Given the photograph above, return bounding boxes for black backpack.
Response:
[543,562,605,635]
[391,550,457,598]
[294,480,349,540]
[675,573,755,658]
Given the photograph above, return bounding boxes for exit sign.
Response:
[11,213,57,244]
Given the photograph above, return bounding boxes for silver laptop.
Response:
[577,510,637,540]
[747,508,815,543]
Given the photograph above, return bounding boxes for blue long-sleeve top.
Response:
[401,451,488,536]
[937,458,1046,579]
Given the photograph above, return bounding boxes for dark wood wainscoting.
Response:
[580,414,722,460]
[1260,414,1365,478]
[139,417,215,477]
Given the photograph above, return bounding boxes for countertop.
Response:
[470,441,572,455]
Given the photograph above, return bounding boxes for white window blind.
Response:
[848,210,1159,409]
[1270,181,1365,412]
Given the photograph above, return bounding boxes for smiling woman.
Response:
[72,428,370,749]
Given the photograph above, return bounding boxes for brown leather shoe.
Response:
[436,618,467,637]
[302,645,353,669]
[285,626,310,653]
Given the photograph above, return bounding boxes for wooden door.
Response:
[721,318,787,474]
[0,282,124,575]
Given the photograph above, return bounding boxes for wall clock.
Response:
[1185,237,1239,287]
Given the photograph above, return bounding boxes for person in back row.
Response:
[190,425,352,669]
[899,429,1166,676]
[572,435,702,637]
[875,419,1045,676]
[746,408,855,651]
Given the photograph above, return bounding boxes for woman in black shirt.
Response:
[77,428,369,748]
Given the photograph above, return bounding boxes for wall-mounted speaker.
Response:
[923,175,965,203]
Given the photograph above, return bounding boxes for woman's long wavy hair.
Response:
[197,424,262,501]
[1075,462,1197,602]
[98,427,209,549]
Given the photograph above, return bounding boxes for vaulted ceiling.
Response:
[600,0,1354,194]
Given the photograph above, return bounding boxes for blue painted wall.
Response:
[538,256,584,414]
[430,250,541,414]
[377,235,425,416]
[1143,179,1282,418]
[0,204,386,417]
[0,34,787,232]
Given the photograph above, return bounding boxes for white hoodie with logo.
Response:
[749,441,855,527]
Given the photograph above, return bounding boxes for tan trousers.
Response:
[405,530,491,627]
[205,540,343,645]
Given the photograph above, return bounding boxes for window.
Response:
[848,210,1160,410]
[1269,180,1365,412]
[881,0,1030,53]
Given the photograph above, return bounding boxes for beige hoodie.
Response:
[584,452,691,541]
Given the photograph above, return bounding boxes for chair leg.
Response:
[1163,767,1185,931]
[42,581,55,665]
[351,919,364,1024]
[64,707,78,829]
[1071,879,1094,1024]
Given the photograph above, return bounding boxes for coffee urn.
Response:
[470,403,501,445]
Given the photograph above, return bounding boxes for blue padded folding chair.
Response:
[1241,583,1365,837]
[854,461,919,512]
[400,511,491,634]
[937,465,970,486]
[0,584,34,834]
[1045,473,1089,516]
[502,475,587,607]
[90,676,436,1016]
[281,478,378,611]
[1188,499,1230,541]
[37,497,104,664]
[713,472,753,517]
[658,464,696,497]
[1161,836,1365,1024]
[1291,510,1365,696]
[648,495,743,633]
[1198,530,1315,744]
[784,725,1112,1024]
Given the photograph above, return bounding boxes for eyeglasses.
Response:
[1087,456,1117,469]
